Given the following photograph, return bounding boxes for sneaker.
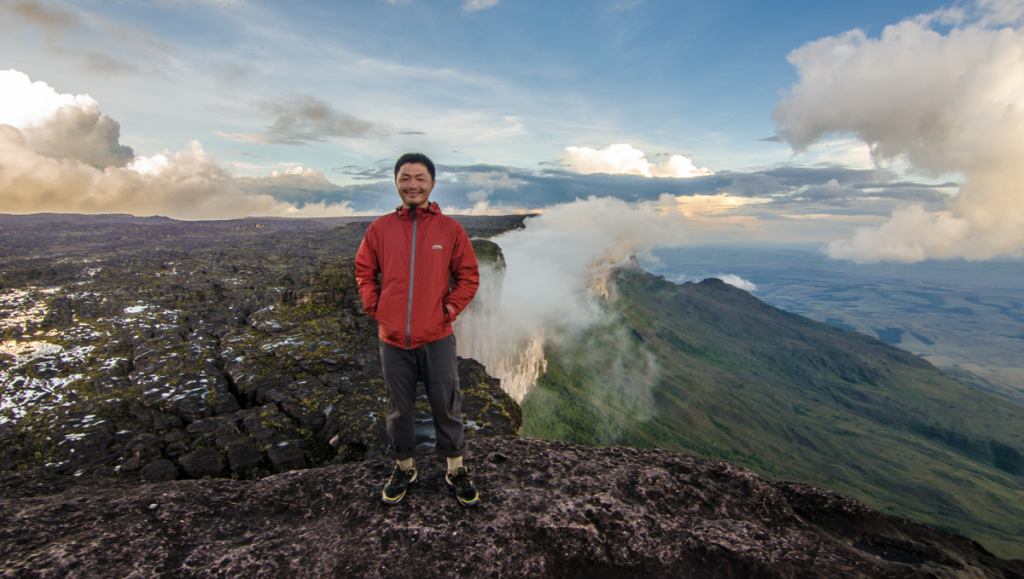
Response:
[381,464,417,505]
[445,466,479,507]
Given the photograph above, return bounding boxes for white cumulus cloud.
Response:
[0,69,357,219]
[564,143,713,178]
[0,69,133,168]
[773,4,1024,263]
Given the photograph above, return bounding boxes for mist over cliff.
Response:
[455,195,686,402]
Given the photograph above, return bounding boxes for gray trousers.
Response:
[380,333,466,460]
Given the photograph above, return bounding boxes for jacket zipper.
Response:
[405,209,418,349]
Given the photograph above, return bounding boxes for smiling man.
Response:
[355,152,481,507]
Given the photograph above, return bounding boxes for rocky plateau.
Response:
[2,214,1023,577]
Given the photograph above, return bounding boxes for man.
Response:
[354,153,481,507]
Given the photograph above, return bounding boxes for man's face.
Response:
[395,162,435,209]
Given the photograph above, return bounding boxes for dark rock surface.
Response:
[1,436,1021,578]
[0,215,523,481]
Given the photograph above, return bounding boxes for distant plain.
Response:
[644,245,1024,404]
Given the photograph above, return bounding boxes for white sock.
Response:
[398,458,414,472]
[447,456,463,474]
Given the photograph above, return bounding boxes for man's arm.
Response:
[443,226,479,322]
[354,228,381,319]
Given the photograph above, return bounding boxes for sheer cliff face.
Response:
[455,262,548,403]
[455,256,624,403]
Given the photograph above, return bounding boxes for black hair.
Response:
[394,152,436,181]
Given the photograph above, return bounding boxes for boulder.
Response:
[227,443,261,472]
[138,459,177,482]
[178,448,224,479]
[266,442,306,473]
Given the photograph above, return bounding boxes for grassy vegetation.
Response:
[522,268,1024,559]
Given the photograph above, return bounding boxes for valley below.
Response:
[644,245,1024,404]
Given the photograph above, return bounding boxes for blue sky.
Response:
[3,0,1024,262]
[2,0,945,169]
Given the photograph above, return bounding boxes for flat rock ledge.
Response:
[1,436,1021,578]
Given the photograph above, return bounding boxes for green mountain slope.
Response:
[521,266,1024,558]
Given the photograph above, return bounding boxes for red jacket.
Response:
[355,202,479,349]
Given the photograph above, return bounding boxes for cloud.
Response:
[231,165,371,206]
[0,69,134,168]
[503,194,689,316]
[222,149,259,158]
[235,166,340,191]
[0,70,358,219]
[218,95,398,145]
[667,193,771,216]
[715,274,757,292]
[325,158,955,225]
[213,63,249,86]
[564,143,713,178]
[441,170,527,215]
[463,0,499,12]
[978,0,1024,25]
[7,0,80,39]
[826,205,972,263]
[81,52,139,74]
[456,195,687,404]
[332,161,393,181]
[773,5,1024,262]
[1,1,175,74]
[493,196,689,323]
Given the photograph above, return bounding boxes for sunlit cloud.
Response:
[564,143,713,178]
[0,69,133,168]
[0,69,359,219]
[774,2,1024,262]
[666,193,770,217]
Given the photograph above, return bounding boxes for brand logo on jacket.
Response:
[432,245,443,250]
